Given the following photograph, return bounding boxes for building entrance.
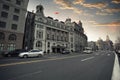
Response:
[52,45,65,53]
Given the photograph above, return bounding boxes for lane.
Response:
[0,51,115,80]
[0,51,105,65]
[0,52,99,67]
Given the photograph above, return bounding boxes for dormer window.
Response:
[16,0,21,5]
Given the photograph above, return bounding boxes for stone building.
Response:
[23,4,87,53]
[0,0,29,52]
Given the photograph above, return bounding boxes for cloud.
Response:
[95,21,120,33]
[96,8,120,16]
[88,20,98,24]
[96,11,112,16]
[104,8,120,13]
[81,2,108,9]
[54,0,82,14]
[96,21,120,27]
[73,0,108,9]
[73,0,85,4]
[112,0,120,4]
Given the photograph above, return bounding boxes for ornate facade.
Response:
[24,4,87,53]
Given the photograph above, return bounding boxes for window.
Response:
[0,21,6,28]
[47,33,50,40]
[36,41,42,47]
[57,36,59,41]
[7,44,15,51]
[1,11,8,18]
[37,24,43,29]
[8,34,17,41]
[36,31,43,39]
[0,32,5,40]
[13,15,19,21]
[52,35,54,40]
[11,24,17,30]
[14,8,20,13]
[71,37,73,42]
[0,44,4,51]
[2,4,9,10]
[48,42,50,48]
[71,44,73,48]
[16,0,21,5]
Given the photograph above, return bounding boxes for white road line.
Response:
[81,56,94,61]
[111,53,120,80]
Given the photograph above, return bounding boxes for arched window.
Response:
[0,32,5,40]
[8,34,17,41]
[36,41,42,47]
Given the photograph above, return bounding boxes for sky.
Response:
[28,0,120,43]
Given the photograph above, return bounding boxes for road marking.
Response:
[8,71,42,80]
[81,56,94,61]
[0,55,85,67]
[107,54,110,56]
[111,53,120,80]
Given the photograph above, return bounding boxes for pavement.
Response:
[0,51,119,80]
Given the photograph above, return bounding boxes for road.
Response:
[0,51,117,80]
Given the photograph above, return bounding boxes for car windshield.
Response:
[30,50,40,52]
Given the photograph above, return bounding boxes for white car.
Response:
[83,49,93,54]
[19,50,44,58]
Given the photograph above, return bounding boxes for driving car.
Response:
[19,49,44,58]
[3,49,28,57]
[61,50,70,54]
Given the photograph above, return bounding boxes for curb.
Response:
[111,53,120,80]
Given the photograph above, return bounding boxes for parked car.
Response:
[61,50,70,54]
[83,47,93,54]
[19,50,44,58]
[83,49,93,54]
[3,49,28,57]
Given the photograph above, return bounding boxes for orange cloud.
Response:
[95,21,120,33]
[73,0,108,9]
[104,8,120,13]
[54,0,82,14]
[81,2,108,9]
[73,0,85,4]
[112,0,120,4]
[96,21,120,27]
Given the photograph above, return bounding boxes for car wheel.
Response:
[23,55,28,58]
[38,54,42,57]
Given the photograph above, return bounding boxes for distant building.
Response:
[88,41,98,51]
[114,37,120,50]
[96,36,113,50]
[0,0,29,52]
[23,4,87,53]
